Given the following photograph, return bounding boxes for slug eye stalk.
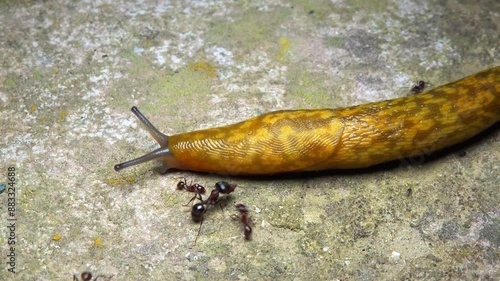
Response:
[114,106,173,172]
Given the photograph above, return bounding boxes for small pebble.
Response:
[391,251,400,260]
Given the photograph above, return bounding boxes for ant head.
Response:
[215,181,237,194]
[177,181,186,190]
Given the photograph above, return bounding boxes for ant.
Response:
[191,181,237,219]
[204,181,237,206]
[235,204,252,240]
[191,181,237,221]
[176,178,206,206]
[410,80,426,94]
[73,272,113,281]
[190,181,237,244]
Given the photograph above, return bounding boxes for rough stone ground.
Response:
[0,0,498,280]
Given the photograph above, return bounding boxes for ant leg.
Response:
[182,193,203,207]
[194,216,204,246]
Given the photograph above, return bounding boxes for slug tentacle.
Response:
[131,106,169,147]
[114,107,178,172]
[114,147,172,171]
[115,66,499,175]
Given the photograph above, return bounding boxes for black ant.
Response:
[191,181,237,216]
[190,181,237,244]
[176,178,206,206]
[73,272,113,281]
[204,181,237,205]
[410,80,426,94]
[235,204,252,240]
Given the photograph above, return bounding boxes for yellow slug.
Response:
[114,66,499,175]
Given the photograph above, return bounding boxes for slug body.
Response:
[115,66,499,175]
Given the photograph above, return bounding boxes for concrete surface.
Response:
[0,0,498,280]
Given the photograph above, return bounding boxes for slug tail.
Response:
[131,106,169,147]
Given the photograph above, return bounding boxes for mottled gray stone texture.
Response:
[0,0,498,280]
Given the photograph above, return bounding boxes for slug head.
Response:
[114,107,177,173]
